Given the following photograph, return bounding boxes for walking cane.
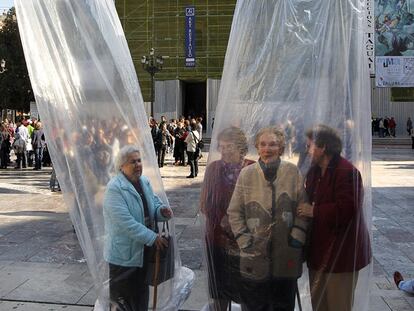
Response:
[152,249,161,310]
[296,281,303,311]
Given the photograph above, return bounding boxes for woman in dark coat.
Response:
[31,121,46,170]
[0,124,11,169]
[200,127,254,310]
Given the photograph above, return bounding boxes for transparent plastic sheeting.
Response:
[15,1,193,310]
[201,1,372,311]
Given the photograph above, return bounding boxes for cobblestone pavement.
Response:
[0,148,413,310]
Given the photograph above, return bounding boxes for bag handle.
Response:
[191,131,199,144]
[153,209,170,237]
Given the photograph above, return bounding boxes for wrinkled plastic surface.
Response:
[201,0,372,310]
[15,1,193,310]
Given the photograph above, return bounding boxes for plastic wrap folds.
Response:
[15,1,193,310]
[201,1,372,310]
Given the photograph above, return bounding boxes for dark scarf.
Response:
[259,158,281,183]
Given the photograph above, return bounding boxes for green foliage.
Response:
[0,7,34,111]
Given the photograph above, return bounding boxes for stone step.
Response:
[373,137,411,146]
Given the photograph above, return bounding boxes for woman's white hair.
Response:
[114,145,140,171]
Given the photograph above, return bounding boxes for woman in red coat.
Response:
[298,125,371,311]
[200,127,254,311]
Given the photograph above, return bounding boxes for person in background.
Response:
[156,123,173,168]
[103,145,173,311]
[411,127,414,149]
[200,127,254,310]
[150,118,160,157]
[298,124,371,311]
[406,117,412,136]
[14,119,29,169]
[389,117,396,137]
[0,123,11,169]
[26,119,35,166]
[196,117,203,140]
[184,121,200,178]
[31,121,46,170]
[173,122,186,166]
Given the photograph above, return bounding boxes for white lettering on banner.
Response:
[366,0,374,75]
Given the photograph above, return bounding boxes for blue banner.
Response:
[185,6,195,67]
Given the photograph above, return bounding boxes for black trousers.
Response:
[240,278,296,311]
[186,151,198,176]
[109,263,149,311]
[0,146,9,168]
[158,145,166,167]
[15,151,27,168]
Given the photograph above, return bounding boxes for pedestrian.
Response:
[407,117,413,136]
[393,271,414,294]
[298,124,371,311]
[196,117,203,139]
[13,119,29,169]
[379,118,385,137]
[384,117,390,136]
[184,121,200,178]
[200,127,254,310]
[156,123,173,168]
[227,127,309,311]
[389,117,396,137]
[150,118,160,156]
[173,122,186,166]
[25,119,35,166]
[411,127,414,149]
[0,123,11,169]
[103,145,173,311]
[31,121,46,170]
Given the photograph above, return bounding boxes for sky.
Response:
[0,0,14,10]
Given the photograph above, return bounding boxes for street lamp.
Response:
[0,59,6,74]
[141,48,163,117]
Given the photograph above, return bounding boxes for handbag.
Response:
[145,215,175,286]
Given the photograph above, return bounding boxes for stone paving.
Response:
[0,147,413,310]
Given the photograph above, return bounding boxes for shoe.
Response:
[186,175,194,178]
[394,271,403,287]
[14,167,21,169]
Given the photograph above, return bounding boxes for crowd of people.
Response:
[0,117,49,170]
[149,115,204,178]
[371,116,398,137]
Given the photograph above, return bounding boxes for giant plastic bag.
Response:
[15,1,193,310]
[201,1,372,310]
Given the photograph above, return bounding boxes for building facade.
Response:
[116,0,236,134]
[117,1,414,138]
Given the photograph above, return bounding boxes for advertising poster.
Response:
[375,0,414,86]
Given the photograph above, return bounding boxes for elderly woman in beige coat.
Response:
[227,126,309,311]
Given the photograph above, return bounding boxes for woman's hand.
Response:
[160,207,173,219]
[154,235,168,250]
[297,202,314,218]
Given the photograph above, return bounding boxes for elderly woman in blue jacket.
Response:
[103,145,173,311]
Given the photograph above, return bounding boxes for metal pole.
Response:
[151,72,154,117]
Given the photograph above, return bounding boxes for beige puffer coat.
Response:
[228,161,308,281]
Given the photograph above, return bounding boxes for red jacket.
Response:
[305,155,371,273]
